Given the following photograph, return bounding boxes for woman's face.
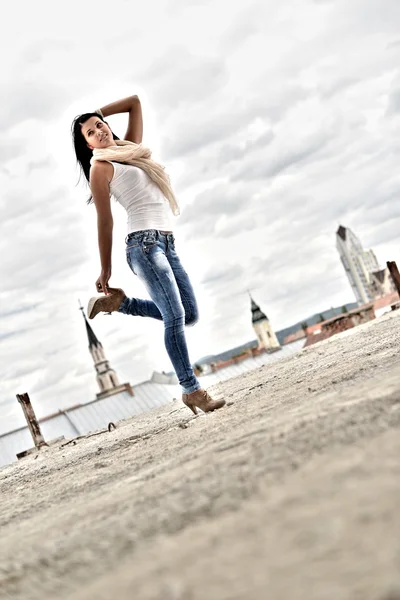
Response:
[81,117,115,150]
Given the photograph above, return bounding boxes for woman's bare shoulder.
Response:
[90,160,114,183]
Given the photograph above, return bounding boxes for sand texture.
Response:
[1,310,400,600]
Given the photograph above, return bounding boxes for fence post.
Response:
[16,393,48,450]
[387,261,400,296]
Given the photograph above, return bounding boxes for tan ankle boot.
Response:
[182,389,225,415]
[87,288,127,319]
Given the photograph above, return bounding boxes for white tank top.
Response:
[108,161,173,234]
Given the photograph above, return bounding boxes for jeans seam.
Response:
[141,249,195,389]
[180,287,194,324]
[166,248,195,325]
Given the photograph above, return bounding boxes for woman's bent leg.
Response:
[118,236,198,326]
[118,296,163,320]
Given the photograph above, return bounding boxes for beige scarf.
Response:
[90,140,180,216]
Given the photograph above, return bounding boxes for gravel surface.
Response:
[1,310,399,600]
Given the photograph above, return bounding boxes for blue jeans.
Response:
[118,229,201,394]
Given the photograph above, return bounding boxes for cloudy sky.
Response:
[1,0,400,433]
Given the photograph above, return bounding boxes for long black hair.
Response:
[71,112,119,203]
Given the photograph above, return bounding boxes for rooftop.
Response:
[1,310,399,600]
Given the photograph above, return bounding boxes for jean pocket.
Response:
[126,241,140,251]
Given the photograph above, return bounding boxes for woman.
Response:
[71,94,225,415]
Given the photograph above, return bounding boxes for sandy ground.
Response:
[1,310,400,600]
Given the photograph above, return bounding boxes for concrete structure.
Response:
[2,311,399,600]
[336,225,380,305]
[80,305,133,400]
[303,304,376,347]
[373,290,400,316]
[250,296,280,350]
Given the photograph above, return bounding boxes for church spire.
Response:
[248,294,280,351]
[79,303,101,348]
[249,294,268,323]
[78,300,134,399]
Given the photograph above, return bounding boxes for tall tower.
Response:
[336,225,380,305]
[250,296,280,350]
[79,304,133,399]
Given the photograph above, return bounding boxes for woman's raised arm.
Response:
[98,95,143,144]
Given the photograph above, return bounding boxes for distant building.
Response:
[150,371,178,385]
[369,268,397,298]
[282,329,307,345]
[336,225,391,305]
[303,304,376,348]
[250,296,280,350]
[80,305,133,399]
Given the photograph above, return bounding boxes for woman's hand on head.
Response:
[96,269,112,294]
